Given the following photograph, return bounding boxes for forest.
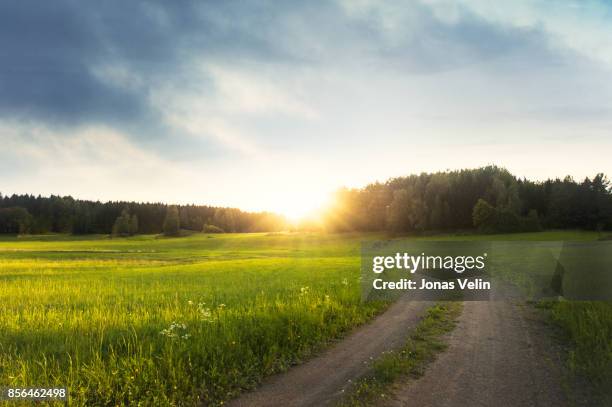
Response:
[1,166,611,235]
[0,195,286,235]
[322,166,612,233]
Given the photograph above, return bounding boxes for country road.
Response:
[228,294,433,407]
[229,284,571,407]
[386,287,569,407]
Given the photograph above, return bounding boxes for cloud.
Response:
[1,0,611,207]
[0,119,197,202]
[2,0,609,135]
[205,64,318,119]
[0,1,142,125]
[0,1,285,126]
[447,0,612,66]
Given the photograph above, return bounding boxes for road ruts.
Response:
[386,286,568,407]
[227,294,434,407]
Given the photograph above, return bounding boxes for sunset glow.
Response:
[270,192,329,222]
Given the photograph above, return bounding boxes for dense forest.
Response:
[322,166,612,233]
[2,166,611,235]
[0,194,286,235]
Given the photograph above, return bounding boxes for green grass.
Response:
[538,300,612,405]
[0,230,602,405]
[338,302,463,406]
[0,233,387,405]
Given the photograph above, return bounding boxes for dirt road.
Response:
[386,288,568,407]
[228,295,434,407]
[229,284,570,407]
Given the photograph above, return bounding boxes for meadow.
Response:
[0,231,609,405]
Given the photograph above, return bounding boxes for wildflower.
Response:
[160,321,189,339]
[198,303,213,322]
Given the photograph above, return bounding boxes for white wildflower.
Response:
[198,303,213,322]
[159,321,189,339]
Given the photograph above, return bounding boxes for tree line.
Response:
[0,194,286,235]
[2,166,611,236]
[322,166,612,233]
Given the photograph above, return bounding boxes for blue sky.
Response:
[1,0,611,217]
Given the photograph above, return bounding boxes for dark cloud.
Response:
[0,0,293,127]
[0,1,145,124]
[0,0,601,144]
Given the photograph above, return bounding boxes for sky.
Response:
[1,0,612,219]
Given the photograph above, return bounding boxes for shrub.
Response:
[202,224,225,233]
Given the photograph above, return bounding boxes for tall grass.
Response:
[548,301,612,403]
[0,233,385,405]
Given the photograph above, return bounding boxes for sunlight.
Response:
[272,194,328,222]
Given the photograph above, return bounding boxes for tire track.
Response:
[228,295,434,407]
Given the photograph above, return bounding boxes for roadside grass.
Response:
[337,301,463,406]
[537,300,612,405]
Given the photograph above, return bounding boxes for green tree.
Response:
[472,199,497,232]
[72,207,92,234]
[429,196,450,230]
[496,208,521,232]
[129,215,138,236]
[179,207,190,229]
[386,189,411,232]
[112,208,131,237]
[521,209,542,232]
[163,206,180,236]
[0,207,32,234]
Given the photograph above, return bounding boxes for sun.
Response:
[274,194,327,223]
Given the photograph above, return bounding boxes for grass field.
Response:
[0,231,609,405]
[541,300,612,404]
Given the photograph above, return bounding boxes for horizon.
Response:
[2,164,609,222]
[1,1,612,219]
